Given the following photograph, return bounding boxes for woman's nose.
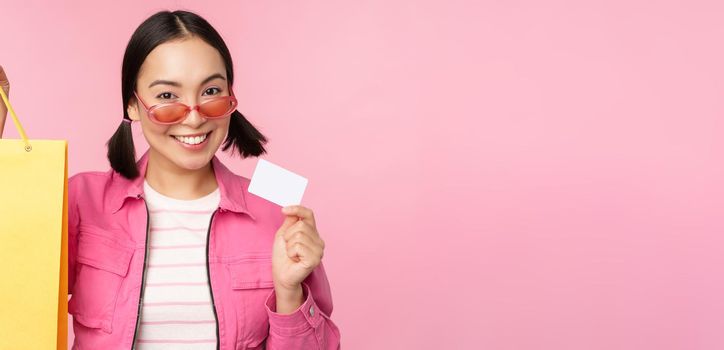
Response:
[182,105,206,126]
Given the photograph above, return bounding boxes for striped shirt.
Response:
[134,179,220,349]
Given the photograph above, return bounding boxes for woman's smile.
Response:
[171,130,212,149]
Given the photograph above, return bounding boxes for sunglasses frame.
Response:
[133,87,238,125]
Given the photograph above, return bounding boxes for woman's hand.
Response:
[0,65,10,138]
[271,205,326,312]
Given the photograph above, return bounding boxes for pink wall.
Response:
[3,1,724,349]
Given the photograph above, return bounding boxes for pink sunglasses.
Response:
[132,88,238,125]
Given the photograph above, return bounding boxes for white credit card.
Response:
[247,158,308,207]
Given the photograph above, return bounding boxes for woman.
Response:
[1,10,340,350]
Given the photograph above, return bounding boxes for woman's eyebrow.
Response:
[148,73,226,88]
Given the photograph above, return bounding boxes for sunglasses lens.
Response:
[200,97,235,118]
[153,104,188,123]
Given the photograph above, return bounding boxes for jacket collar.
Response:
[107,149,256,220]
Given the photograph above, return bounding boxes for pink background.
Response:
[2,1,724,349]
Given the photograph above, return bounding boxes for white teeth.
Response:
[174,133,208,145]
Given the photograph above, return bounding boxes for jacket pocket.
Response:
[68,228,134,334]
[227,257,274,349]
[228,256,274,290]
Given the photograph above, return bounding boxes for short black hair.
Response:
[107,10,268,179]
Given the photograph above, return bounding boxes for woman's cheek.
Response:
[212,120,230,145]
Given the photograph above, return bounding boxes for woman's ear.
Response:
[126,98,140,122]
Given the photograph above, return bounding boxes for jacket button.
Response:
[309,305,315,317]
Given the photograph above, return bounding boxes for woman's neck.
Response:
[144,149,218,200]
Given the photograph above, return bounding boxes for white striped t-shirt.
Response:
[134,179,220,349]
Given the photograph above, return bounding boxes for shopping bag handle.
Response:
[0,87,32,152]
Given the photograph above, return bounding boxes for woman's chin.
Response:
[177,149,218,169]
[161,146,217,171]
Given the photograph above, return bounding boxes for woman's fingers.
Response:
[282,205,316,228]
[283,220,323,246]
[286,241,321,268]
[285,230,324,260]
[286,230,316,249]
[0,65,9,91]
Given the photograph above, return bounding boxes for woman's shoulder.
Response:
[68,169,121,211]
[69,169,115,190]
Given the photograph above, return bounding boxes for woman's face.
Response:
[127,36,231,172]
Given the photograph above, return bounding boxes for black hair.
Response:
[107,10,268,179]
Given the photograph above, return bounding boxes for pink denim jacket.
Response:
[67,150,341,349]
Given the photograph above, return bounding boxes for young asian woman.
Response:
[1,10,340,350]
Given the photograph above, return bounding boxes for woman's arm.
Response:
[0,65,9,139]
[264,260,341,349]
[266,205,341,349]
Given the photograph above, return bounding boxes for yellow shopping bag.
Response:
[0,88,68,350]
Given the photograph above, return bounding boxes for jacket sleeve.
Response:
[67,174,80,295]
[263,259,341,349]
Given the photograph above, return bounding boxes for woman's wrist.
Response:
[273,284,304,314]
